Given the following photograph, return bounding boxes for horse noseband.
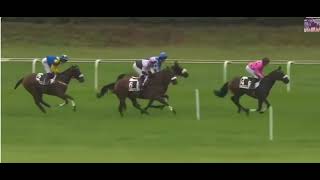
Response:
[283,75,289,79]
[182,68,188,74]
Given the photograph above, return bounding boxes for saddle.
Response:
[239,76,260,90]
[36,73,56,85]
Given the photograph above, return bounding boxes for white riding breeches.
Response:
[42,58,51,73]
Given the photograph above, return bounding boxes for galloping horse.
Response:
[14,65,85,113]
[214,66,289,115]
[97,61,189,116]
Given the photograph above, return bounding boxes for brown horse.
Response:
[14,65,85,113]
[214,66,289,115]
[97,61,189,116]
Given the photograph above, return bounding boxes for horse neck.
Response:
[263,74,277,90]
[160,69,174,86]
[151,69,172,88]
[57,69,73,84]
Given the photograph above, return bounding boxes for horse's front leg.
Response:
[144,99,167,110]
[55,93,76,112]
[264,99,271,109]
[65,94,76,112]
[57,95,69,107]
[257,98,265,113]
[144,100,154,111]
[155,96,176,115]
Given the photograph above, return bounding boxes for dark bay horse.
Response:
[97,61,189,116]
[104,72,174,111]
[14,65,85,113]
[214,66,289,115]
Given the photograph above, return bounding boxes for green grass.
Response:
[2,61,320,162]
[2,22,320,162]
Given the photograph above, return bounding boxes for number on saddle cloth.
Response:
[128,77,140,92]
[36,73,55,85]
[239,76,260,89]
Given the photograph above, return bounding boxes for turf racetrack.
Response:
[2,22,320,162]
[2,60,320,162]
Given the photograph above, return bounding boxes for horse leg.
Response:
[155,95,168,110]
[146,94,169,110]
[144,99,166,111]
[128,96,149,115]
[32,94,46,113]
[264,99,271,109]
[117,97,126,117]
[156,97,176,115]
[39,94,51,108]
[231,95,242,113]
[163,94,169,100]
[64,94,76,112]
[231,93,249,115]
[119,100,126,117]
[256,98,265,113]
[55,94,69,108]
[144,100,154,111]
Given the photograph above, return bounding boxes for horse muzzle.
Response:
[78,74,85,83]
[171,76,178,85]
[181,68,189,78]
[282,75,289,84]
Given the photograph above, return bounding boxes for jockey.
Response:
[148,52,168,73]
[246,57,270,82]
[132,58,157,89]
[41,55,69,84]
[132,52,168,88]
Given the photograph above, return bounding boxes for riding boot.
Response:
[44,73,54,85]
[43,74,49,85]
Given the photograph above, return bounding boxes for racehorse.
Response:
[213,66,289,115]
[14,65,85,113]
[96,61,189,116]
[103,73,174,111]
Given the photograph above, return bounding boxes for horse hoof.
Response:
[160,105,166,110]
[141,110,149,115]
[244,109,249,116]
[259,111,264,114]
[73,106,77,112]
[96,93,101,98]
[172,109,176,115]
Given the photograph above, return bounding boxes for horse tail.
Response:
[97,82,115,98]
[14,78,24,89]
[213,82,229,98]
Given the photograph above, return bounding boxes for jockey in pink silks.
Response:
[245,57,270,80]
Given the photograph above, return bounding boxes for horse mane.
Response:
[61,65,77,73]
[264,67,282,80]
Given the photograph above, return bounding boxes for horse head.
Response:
[64,65,85,83]
[163,61,188,85]
[171,61,189,77]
